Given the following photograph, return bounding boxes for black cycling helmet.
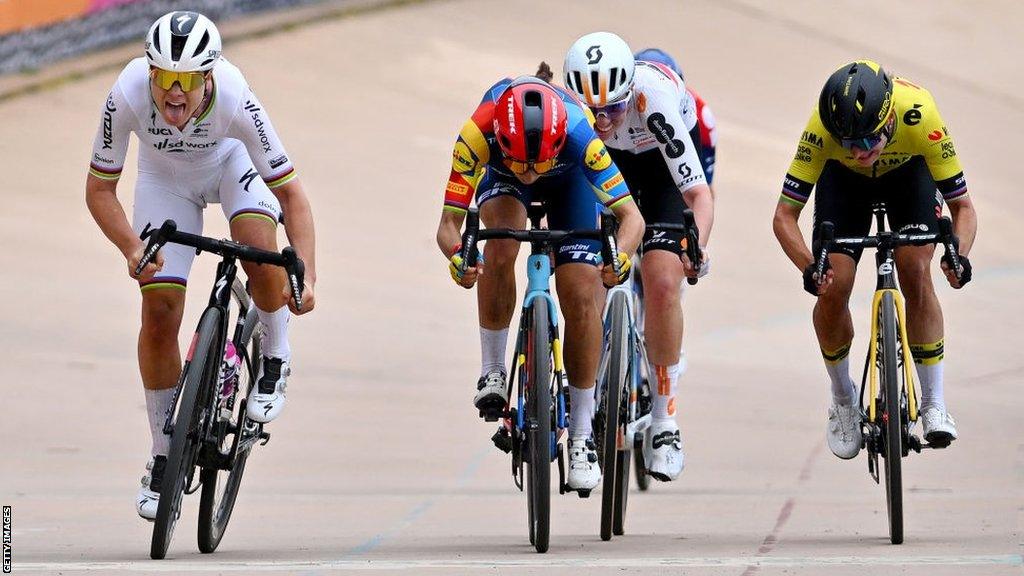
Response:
[818,60,893,140]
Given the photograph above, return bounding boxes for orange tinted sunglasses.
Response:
[502,156,558,175]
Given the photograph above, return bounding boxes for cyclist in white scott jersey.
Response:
[84,11,317,521]
[563,32,715,482]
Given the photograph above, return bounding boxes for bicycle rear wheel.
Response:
[879,292,904,544]
[600,292,628,541]
[198,280,260,553]
[151,308,222,559]
[526,299,552,553]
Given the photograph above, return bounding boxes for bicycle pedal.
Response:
[258,429,271,446]
[491,427,512,453]
[924,435,953,449]
[575,489,592,499]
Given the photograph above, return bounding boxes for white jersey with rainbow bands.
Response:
[89,57,296,190]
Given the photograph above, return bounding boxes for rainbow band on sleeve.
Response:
[230,208,278,226]
[140,276,187,292]
[89,163,122,181]
[264,167,296,189]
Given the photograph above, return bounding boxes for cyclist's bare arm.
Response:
[610,199,644,259]
[269,177,316,313]
[86,173,161,280]
[946,194,977,256]
[773,199,813,271]
[683,183,714,248]
[436,208,466,258]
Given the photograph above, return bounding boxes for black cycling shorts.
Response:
[608,125,703,256]
[812,157,943,263]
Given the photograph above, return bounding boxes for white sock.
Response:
[480,327,508,376]
[568,385,595,438]
[916,360,945,412]
[823,344,856,406]
[145,387,175,457]
[257,305,291,361]
[651,362,681,421]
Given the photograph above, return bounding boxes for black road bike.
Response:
[136,220,304,559]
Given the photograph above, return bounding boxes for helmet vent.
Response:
[152,27,162,54]
[590,70,600,96]
[572,71,584,95]
[170,34,187,61]
[609,67,619,92]
[195,31,210,55]
[855,88,867,113]
[620,68,626,84]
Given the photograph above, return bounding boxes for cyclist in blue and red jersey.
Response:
[435,67,644,491]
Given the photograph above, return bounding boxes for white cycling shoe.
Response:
[246,357,289,423]
[827,402,863,459]
[474,370,507,421]
[921,406,958,446]
[566,436,601,492]
[136,455,167,521]
[646,419,685,481]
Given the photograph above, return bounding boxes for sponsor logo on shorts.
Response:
[239,168,259,193]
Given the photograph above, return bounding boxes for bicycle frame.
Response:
[596,267,651,451]
[861,207,919,425]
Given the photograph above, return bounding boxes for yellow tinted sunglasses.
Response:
[502,157,558,176]
[152,69,207,92]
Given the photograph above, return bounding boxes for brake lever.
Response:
[134,220,176,277]
[814,221,835,284]
[682,209,700,286]
[282,247,305,311]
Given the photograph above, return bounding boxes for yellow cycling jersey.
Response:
[781,77,967,207]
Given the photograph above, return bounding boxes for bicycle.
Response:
[596,210,702,541]
[135,219,305,559]
[459,203,619,553]
[811,202,965,545]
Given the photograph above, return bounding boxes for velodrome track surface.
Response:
[1,0,1021,574]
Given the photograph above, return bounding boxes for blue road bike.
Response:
[460,203,619,553]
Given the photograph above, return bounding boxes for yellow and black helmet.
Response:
[818,60,893,140]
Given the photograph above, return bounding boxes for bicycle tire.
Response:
[600,292,628,541]
[527,298,551,553]
[198,281,260,553]
[151,307,223,559]
[612,448,630,535]
[880,292,904,545]
[634,375,651,492]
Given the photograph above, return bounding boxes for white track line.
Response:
[15,555,1023,572]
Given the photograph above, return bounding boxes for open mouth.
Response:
[163,101,188,125]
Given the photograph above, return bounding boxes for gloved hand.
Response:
[941,254,972,288]
[601,252,632,288]
[803,260,833,296]
[449,245,483,288]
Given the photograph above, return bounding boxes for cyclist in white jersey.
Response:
[84,11,317,520]
[563,32,714,482]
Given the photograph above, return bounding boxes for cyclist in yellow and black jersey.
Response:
[773,61,978,460]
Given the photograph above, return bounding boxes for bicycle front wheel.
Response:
[151,307,223,559]
[600,291,628,541]
[526,298,552,553]
[198,280,260,553]
[879,292,904,544]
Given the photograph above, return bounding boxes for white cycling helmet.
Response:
[145,11,222,72]
[563,31,634,107]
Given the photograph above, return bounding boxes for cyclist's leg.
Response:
[886,159,949,418]
[544,172,603,434]
[219,142,289,358]
[812,161,873,406]
[474,174,527,407]
[131,172,203,517]
[545,172,604,490]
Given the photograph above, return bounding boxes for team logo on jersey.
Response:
[601,172,624,191]
[927,129,944,141]
[584,139,612,171]
[452,141,477,174]
[801,131,824,148]
[636,93,647,114]
[903,104,923,126]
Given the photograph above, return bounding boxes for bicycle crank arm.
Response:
[625,414,652,448]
